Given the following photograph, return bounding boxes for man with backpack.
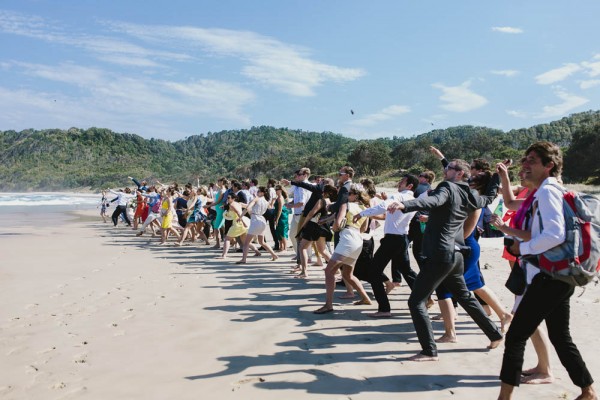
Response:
[498,141,596,400]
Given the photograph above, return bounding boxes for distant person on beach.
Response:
[217,193,254,259]
[129,176,148,192]
[159,187,179,245]
[108,187,135,227]
[136,186,161,237]
[274,185,290,252]
[497,142,596,400]
[287,168,311,267]
[208,178,228,249]
[99,190,110,223]
[237,186,278,264]
[388,159,503,361]
[265,178,279,250]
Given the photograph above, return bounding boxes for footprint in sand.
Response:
[51,382,67,390]
[92,268,102,273]
[25,303,39,309]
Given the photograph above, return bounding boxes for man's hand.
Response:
[386,201,404,213]
[429,146,444,160]
[379,192,388,201]
[280,178,291,186]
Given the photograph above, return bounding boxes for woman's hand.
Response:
[490,214,505,230]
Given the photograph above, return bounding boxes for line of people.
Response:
[101,140,596,400]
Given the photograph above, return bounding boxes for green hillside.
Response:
[1,111,599,191]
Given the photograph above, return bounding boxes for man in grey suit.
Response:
[388,159,503,361]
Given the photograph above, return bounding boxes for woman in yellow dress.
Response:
[216,193,258,259]
[314,186,372,314]
[159,187,179,245]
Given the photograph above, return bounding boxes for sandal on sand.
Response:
[313,306,334,314]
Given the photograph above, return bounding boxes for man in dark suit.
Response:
[389,159,503,361]
[328,166,353,248]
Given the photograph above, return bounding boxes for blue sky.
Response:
[1,1,599,140]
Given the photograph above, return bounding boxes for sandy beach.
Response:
[1,208,599,400]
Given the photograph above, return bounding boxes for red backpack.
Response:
[524,183,600,286]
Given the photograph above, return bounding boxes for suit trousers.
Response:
[500,273,594,387]
[368,234,416,312]
[407,252,503,357]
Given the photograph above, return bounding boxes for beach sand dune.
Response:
[1,210,598,399]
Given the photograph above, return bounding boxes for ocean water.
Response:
[0,193,99,208]
[0,193,102,227]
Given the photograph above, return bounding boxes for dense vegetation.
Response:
[1,110,599,191]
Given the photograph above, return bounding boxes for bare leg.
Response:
[238,234,255,263]
[299,239,312,276]
[341,266,371,305]
[436,298,457,343]
[218,236,232,258]
[314,259,341,312]
[520,326,554,384]
[475,286,513,333]
[258,236,278,261]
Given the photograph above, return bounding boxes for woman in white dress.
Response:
[314,186,372,314]
[237,187,279,264]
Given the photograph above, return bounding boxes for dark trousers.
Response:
[500,274,594,387]
[111,205,131,226]
[264,208,278,249]
[408,218,426,269]
[368,234,417,312]
[407,253,503,357]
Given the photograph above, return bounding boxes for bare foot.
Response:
[215,256,226,260]
[235,260,247,264]
[312,261,324,266]
[294,273,308,279]
[368,311,392,318]
[385,281,395,294]
[313,306,334,314]
[353,299,372,306]
[487,337,504,349]
[435,334,457,343]
[575,386,598,400]
[271,255,279,261]
[338,293,355,299]
[520,373,554,384]
[408,353,439,362]
[501,314,513,334]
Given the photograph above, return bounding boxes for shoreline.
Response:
[1,209,598,399]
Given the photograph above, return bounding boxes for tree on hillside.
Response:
[563,123,600,184]
[348,141,392,176]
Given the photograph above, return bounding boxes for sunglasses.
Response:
[338,172,348,176]
[445,165,462,172]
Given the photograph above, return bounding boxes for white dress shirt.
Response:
[520,177,566,283]
[359,190,417,235]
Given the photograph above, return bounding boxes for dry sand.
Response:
[1,209,599,400]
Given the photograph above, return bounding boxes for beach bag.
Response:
[505,260,527,295]
[524,183,600,286]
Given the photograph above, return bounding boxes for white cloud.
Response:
[535,90,589,119]
[432,81,488,112]
[0,62,255,135]
[506,110,528,118]
[491,70,519,77]
[351,104,411,126]
[106,22,365,97]
[535,63,582,85]
[491,26,523,34]
[579,79,600,89]
[581,60,600,77]
[0,11,190,67]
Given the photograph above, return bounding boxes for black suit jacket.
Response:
[292,181,323,218]
[402,176,498,262]
[328,180,351,215]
